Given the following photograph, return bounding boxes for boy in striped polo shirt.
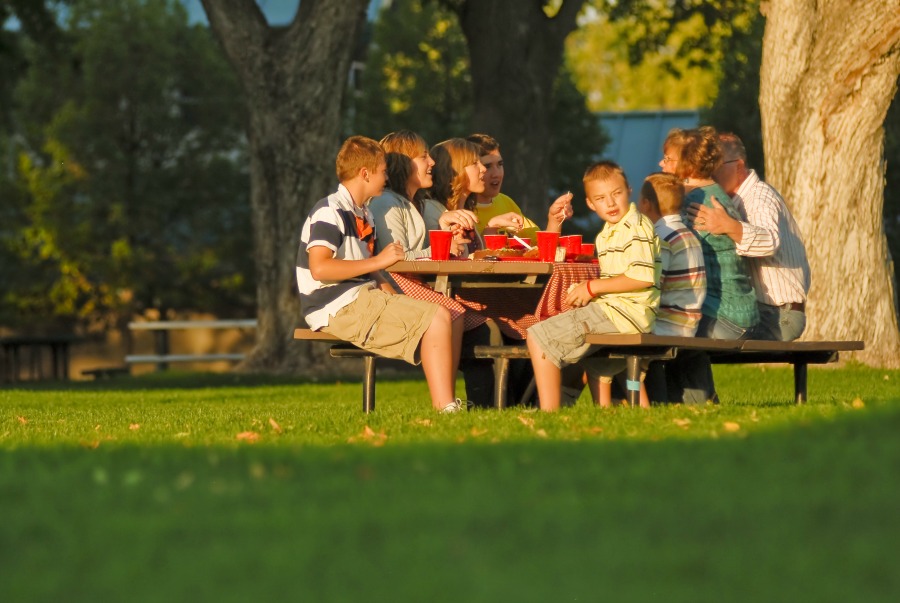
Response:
[639,172,707,403]
[640,172,706,336]
[297,136,467,413]
[526,161,661,411]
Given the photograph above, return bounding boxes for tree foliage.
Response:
[1,0,252,328]
[566,8,720,111]
[354,0,607,213]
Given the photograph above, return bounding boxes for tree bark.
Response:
[452,0,586,217]
[200,0,369,371]
[759,0,900,367]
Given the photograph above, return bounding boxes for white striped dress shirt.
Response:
[731,170,811,306]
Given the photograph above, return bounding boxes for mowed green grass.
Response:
[1,364,898,602]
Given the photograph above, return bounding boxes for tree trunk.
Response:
[200,0,369,371]
[759,0,900,367]
[454,0,585,218]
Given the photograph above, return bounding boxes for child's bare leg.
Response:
[420,307,456,409]
[527,335,562,411]
[589,377,613,408]
[639,382,650,408]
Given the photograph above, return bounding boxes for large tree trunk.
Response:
[759,0,900,367]
[453,0,585,217]
[200,0,369,371]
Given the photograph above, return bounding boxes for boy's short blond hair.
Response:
[641,172,685,216]
[336,135,384,182]
[583,160,630,189]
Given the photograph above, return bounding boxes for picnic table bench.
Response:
[1,334,83,382]
[294,328,863,412]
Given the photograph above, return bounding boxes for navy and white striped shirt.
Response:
[296,184,376,330]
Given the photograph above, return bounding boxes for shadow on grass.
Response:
[0,365,423,392]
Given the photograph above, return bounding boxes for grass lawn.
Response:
[2,364,899,602]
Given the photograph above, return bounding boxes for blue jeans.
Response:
[751,304,806,341]
[668,315,751,404]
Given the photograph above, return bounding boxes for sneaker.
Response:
[439,400,463,414]
[439,398,473,414]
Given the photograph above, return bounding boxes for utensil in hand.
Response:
[510,234,534,251]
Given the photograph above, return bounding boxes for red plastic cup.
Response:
[536,231,560,262]
[560,234,582,259]
[429,230,452,260]
[580,243,596,257]
[484,234,508,250]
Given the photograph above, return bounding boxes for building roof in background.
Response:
[598,110,700,187]
[180,1,383,25]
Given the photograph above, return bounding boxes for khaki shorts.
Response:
[527,303,619,368]
[324,287,439,365]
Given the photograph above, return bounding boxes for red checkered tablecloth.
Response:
[455,262,601,339]
[534,263,601,320]
[390,273,488,331]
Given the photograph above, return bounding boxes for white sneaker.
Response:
[439,400,463,413]
[439,398,472,413]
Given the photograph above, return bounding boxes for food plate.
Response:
[498,256,542,262]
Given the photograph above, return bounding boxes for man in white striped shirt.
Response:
[689,132,811,341]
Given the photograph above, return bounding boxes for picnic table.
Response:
[0,334,83,382]
[388,259,600,339]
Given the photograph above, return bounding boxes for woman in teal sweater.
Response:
[660,126,758,403]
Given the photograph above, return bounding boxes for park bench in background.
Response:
[126,319,257,371]
[294,328,864,412]
[1,334,83,382]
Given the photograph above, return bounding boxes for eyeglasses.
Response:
[662,155,678,164]
[722,159,740,165]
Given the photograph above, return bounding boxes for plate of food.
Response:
[472,247,542,261]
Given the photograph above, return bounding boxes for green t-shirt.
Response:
[473,193,540,239]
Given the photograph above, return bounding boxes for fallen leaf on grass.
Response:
[129,423,140,430]
[517,416,535,428]
[673,418,691,428]
[723,422,741,432]
[17,416,27,424]
[535,429,548,438]
[851,398,865,409]
[884,374,890,381]
[413,418,432,427]
[470,427,488,437]
[236,431,260,443]
[347,425,387,446]
[585,426,603,435]
[268,417,283,433]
